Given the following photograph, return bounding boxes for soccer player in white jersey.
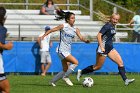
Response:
[0,7,13,93]
[37,26,52,76]
[42,12,90,86]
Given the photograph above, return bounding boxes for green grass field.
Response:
[8,74,139,93]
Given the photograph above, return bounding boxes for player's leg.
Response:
[108,49,135,85]
[0,54,10,93]
[44,62,51,74]
[62,55,78,86]
[50,60,69,86]
[44,52,52,75]
[108,49,126,80]
[50,52,78,86]
[41,63,45,76]
[77,53,106,81]
[50,52,70,86]
[40,51,46,76]
[83,53,106,73]
[63,54,78,78]
[0,79,10,93]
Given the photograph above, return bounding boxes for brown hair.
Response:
[0,6,6,26]
[44,0,54,7]
[65,12,75,23]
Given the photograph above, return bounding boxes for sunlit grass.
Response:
[8,74,139,93]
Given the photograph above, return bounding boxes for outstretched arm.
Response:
[76,28,90,43]
[42,24,63,39]
[0,42,13,50]
[37,37,42,48]
[49,40,53,48]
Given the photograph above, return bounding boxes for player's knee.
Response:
[74,61,78,65]
[6,90,10,93]
[3,88,10,93]
[63,67,68,72]
[63,69,67,72]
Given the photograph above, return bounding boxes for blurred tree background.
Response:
[0,0,139,23]
[0,0,139,42]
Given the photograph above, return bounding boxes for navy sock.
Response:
[81,65,94,74]
[118,66,127,81]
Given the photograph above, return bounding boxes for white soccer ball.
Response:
[82,77,94,87]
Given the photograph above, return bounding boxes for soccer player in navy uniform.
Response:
[77,13,135,86]
[0,7,13,93]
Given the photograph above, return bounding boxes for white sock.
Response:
[51,71,65,83]
[63,64,77,78]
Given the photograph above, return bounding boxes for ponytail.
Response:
[55,10,75,22]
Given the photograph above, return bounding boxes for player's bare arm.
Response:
[37,37,42,48]
[0,42,13,50]
[49,41,53,48]
[76,28,90,43]
[42,24,64,39]
[97,32,105,52]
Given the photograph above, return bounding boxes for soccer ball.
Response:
[82,77,94,87]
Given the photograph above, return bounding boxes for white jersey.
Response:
[39,33,51,51]
[57,23,76,53]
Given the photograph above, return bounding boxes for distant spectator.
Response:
[37,26,52,76]
[40,0,60,15]
[129,9,140,42]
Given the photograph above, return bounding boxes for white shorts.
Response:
[57,51,70,60]
[40,51,52,64]
[0,54,4,74]
[0,54,6,81]
[0,74,6,81]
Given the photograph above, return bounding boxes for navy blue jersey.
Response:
[0,25,7,44]
[0,25,7,53]
[99,22,116,45]
[96,22,116,55]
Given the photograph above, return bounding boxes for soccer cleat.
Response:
[41,73,46,76]
[125,79,135,86]
[49,82,56,87]
[51,83,56,87]
[77,69,82,81]
[62,77,73,86]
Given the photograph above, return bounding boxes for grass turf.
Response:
[8,74,139,93]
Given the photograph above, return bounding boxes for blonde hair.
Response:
[111,13,120,18]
